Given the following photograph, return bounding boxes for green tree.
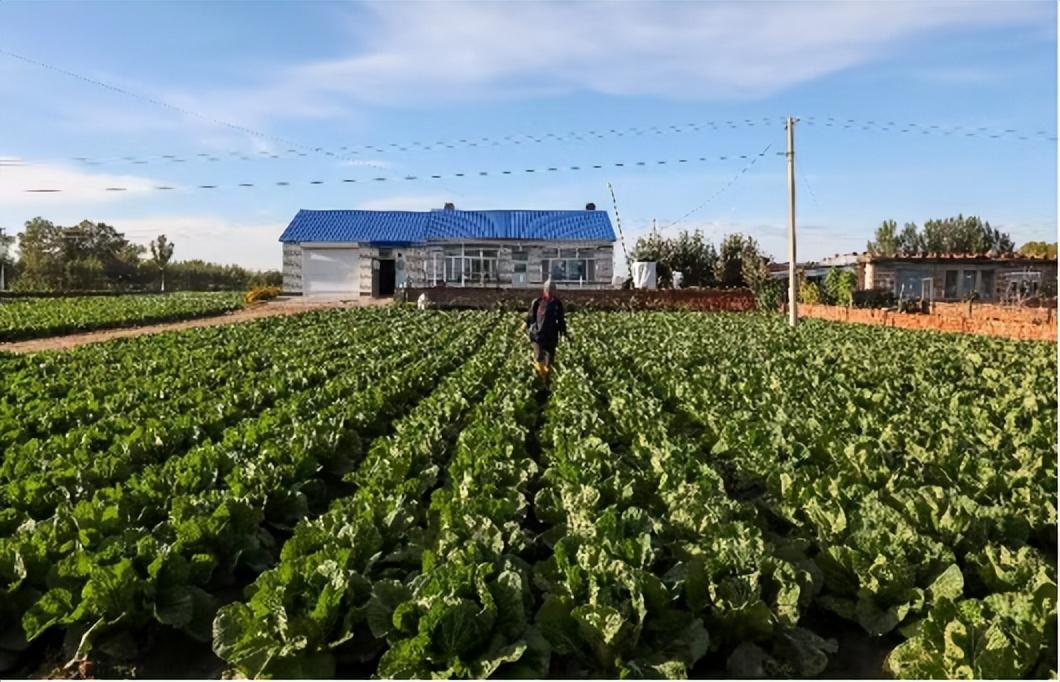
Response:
[897,222,922,256]
[824,268,857,306]
[867,219,900,255]
[740,243,780,311]
[15,217,64,290]
[668,229,718,287]
[1018,241,1058,259]
[798,280,822,304]
[873,215,1013,256]
[150,234,176,291]
[715,233,753,286]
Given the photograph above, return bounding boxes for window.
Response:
[895,269,926,298]
[980,270,995,299]
[944,270,959,299]
[960,270,978,296]
[441,245,498,284]
[541,248,595,283]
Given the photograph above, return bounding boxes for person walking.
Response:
[526,278,567,377]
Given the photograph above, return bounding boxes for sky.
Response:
[0,0,1056,271]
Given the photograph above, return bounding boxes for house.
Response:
[279,204,616,296]
[860,252,1057,302]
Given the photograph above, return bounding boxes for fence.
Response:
[402,286,757,312]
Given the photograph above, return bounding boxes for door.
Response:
[302,248,358,295]
[376,259,396,297]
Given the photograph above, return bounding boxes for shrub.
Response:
[798,281,822,304]
[824,269,857,307]
[244,286,281,304]
[853,288,896,309]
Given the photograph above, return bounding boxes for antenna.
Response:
[607,181,633,281]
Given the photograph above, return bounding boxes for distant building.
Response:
[771,251,1057,303]
[859,252,1058,302]
[279,204,616,296]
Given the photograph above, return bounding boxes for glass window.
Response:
[514,262,527,274]
[895,269,924,298]
[961,270,977,296]
[560,248,577,258]
[980,270,995,299]
[944,270,959,298]
[512,250,528,262]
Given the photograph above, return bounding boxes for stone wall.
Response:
[281,243,302,294]
[403,286,756,312]
[799,303,1057,342]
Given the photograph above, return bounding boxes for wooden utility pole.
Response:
[786,116,798,327]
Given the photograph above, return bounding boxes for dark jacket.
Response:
[527,296,566,347]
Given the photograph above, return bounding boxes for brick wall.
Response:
[403,286,756,312]
[799,303,1057,342]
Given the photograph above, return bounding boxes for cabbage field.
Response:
[0,292,243,342]
[0,307,1055,678]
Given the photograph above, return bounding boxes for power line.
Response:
[657,142,773,231]
[1,49,790,170]
[0,48,329,157]
[801,115,1056,142]
[55,117,787,168]
[15,148,766,194]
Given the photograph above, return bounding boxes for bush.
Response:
[824,269,857,307]
[798,281,822,304]
[244,286,281,304]
[853,288,896,309]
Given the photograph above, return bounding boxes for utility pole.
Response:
[786,116,798,327]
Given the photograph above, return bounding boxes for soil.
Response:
[0,296,386,354]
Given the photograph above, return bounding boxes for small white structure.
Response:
[632,261,657,290]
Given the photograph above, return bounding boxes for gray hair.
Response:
[543,278,557,295]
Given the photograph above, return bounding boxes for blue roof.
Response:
[278,209,615,244]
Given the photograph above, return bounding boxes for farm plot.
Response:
[0,308,1055,679]
[0,292,243,342]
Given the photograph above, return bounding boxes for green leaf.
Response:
[155,585,194,628]
[366,579,411,640]
[928,564,964,602]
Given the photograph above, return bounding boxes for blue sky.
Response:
[0,0,1055,270]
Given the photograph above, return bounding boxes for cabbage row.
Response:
[0,292,243,341]
[0,308,1054,678]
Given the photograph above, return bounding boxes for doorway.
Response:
[374,259,396,297]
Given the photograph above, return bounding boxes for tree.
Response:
[897,222,922,256]
[740,242,781,311]
[150,234,176,292]
[867,219,900,255]
[15,217,64,290]
[824,268,857,306]
[0,228,14,290]
[872,215,1014,256]
[1018,241,1058,259]
[715,233,753,286]
[629,227,719,288]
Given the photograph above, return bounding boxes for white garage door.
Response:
[303,248,359,295]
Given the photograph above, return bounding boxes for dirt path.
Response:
[0,296,386,354]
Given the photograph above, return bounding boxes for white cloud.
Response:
[0,159,163,205]
[118,215,285,270]
[207,0,1049,112]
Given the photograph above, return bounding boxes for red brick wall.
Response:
[799,304,1057,342]
[403,287,756,312]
